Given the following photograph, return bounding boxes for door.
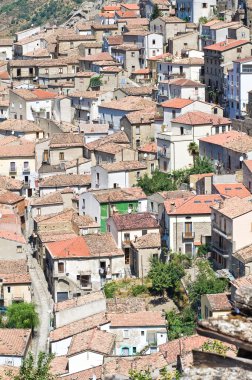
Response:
[185,222,192,238]
[122,347,129,356]
[125,248,130,265]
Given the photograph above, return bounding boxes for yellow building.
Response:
[201,293,232,320]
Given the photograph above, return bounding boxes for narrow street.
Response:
[27,248,54,359]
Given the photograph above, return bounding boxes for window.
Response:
[131,52,135,57]
[151,163,155,173]
[152,50,156,57]
[10,162,16,173]
[17,68,21,77]
[70,41,74,49]
[23,161,29,171]
[136,126,140,135]
[202,3,207,7]
[185,243,193,256]
[141,331,145,336]
[163,160,167,172]
[7,287,11,293]
[45,68,49,74]
[237,47,242,53]
[29,67,33,75]
[180,127,184,135]
[59,68,63,74]
[37,208,41,216]
[153,253,158,260]
[131,66,135,71]
[58,262,64,273]
[136,139,140,147]
[96,172,100,185]
[123,330,129,338]
[152,39,156,45]
[43,150,49,162]
[142,229,147,235]
[80,275,91,288]
[172,110,176,118]
[137,171,140,179]
[59,152,64,161]
[16,246,22,253]
[133,347,137,354]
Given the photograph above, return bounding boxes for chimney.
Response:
[219,200,224,209]
[170,201,176,212]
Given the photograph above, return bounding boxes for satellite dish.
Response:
[240,156,244,162]
[11,130,15,135]
[144,153,147,158]
[190,183,194,188]
[120,126,124,131]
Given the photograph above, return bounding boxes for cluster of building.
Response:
[0,0,251,377]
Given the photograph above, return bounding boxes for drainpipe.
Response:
[175,215,178,252]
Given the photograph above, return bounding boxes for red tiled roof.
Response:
[110,212,159,230]
[68,328,115,356]
[103,5,121,11]
[167,194,222,215]
[244,160,252,172]
[205,293,232,311]
[213,183,251,199]
[108,311,166,327]
[121,3,139,10]
[161,98,194,109]
[138,142,157,153]
[0,71,10,80]
[0,231,26,244]
[171,111,230,125]
[132,68,150,74]
[116,10,138,17]
[45,237,90,259]
[204,39,250,52]
[199,130,243,146]
[31,89,57,99]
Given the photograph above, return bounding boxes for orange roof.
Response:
[99,12,115,18]
[244,160,252,172]
[45,237,90,259]
[204,39,249,52]
[0,71,10,80]
[213,183,251,199]
[171,111,230,126]
[132,68,150,74]
[138,142,157,153]
[161,98,194,109]
[116,10,138,18]
[148,52,172,61]
[121,3,139,10]
[204,19,222,27]
[103,5,121,11]
[199,130,242,145]
[31,89,57,99]
[166,194,222,215]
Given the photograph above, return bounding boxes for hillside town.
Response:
[0,0,251,379]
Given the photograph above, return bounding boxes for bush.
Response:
[103,281,118,298]
[131,285,148,297]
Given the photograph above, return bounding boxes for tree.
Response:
[148,257,185,297]
[166,306,196,340]
[198,16,208,24]
[6,302,39,331]
[189,156,214,175]
[129,369,152,380]
[160,367,181,379]
[150,4,162,20]
[137,169,176,195]
[188,142,199,167]
[201,340,229,356]
[14,352,56,380]
[188,260,228,310]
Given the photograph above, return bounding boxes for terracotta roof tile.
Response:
[91,187,146,203]
[0,329,31,356]
[199,130,241,146]
[79,52,113,62]
[57,366,102,380]
[99,160,147,172]
[31,191,63,206]
[50,133,84,148]
[45,237,91,259]
[205,293,232,311]
[0,259,27,274]
[103,5,121,11]
[211,196,252,219]
[0,189,24,205]
[171,111,230,125]
[132,233,161,249]
[50,356,68,376]
[107,35,124,45]
[0,231,26,244]
[167,194,222,215]
[231,274,252,288]
[0,120,42,132]
[54,291,105,312]
[0,140,35,158]
[121,3,139,10]
[50,312,107,342]
[108,311,165,327]
[39,174,91,188]
[83,233,124,257]
[111,212,159,230]
[125,109,156,124]
[204,39,250,52]
[120,85,154,96]
[138,142,157,153]
[85,131,129,151]
[213,183,251,199]
[0,175,23,191]
[81,123,109,134]
[233,244,252,264]
[11,88,57,101]
[0,273,31,284]
[100,96,156,111]
[68,328,115,356]
[132,68,150,74]
[161,98,194,108]
[94,142,128,154]
[0,366,19,379]
[164,78,205,87]
[116,10,138,17]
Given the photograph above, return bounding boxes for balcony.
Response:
[182,231,195,239]
[212,222,232,240]
[157,150,170,159]
[210,244,230,258]
[23,166,30,174]
[9,168,17,175]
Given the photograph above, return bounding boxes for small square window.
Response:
[133,347,137,354]
[141,331,144,336]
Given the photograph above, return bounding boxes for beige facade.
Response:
[150,17,186,42]
[2,282,32,307]
[94,146,137,165]
[201,294,231,320]
[111,47,141,76]
[131,246,161,277]
[50,147,84,166]
[168,32,199,55]
[120,117,156,150]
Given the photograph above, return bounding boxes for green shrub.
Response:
[131,284,148,297]
[103,281,118,298]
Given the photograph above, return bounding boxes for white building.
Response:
[101,311,167,356]
[157,111,231,172]
[0,39,13,60]
[227,56,252,119]
[0,328,31,367]
[9,88,56,121]
[157,78,206,103]
[158,57,204,83]
[176,0,216,23]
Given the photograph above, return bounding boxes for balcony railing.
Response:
[182,231,195,239]
[9,168,17,175]
[158,151,170,159]
[23,166,30,173]
[212,222,232,239]
[210,244,230,257]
